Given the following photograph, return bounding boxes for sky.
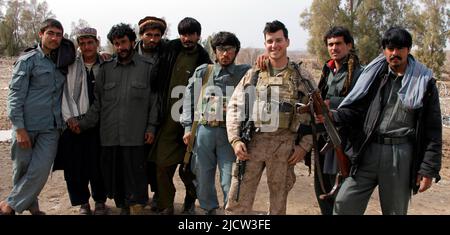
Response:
[41,0,313,50]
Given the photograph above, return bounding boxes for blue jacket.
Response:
[8,46,66,131]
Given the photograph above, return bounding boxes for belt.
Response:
[200,120,226,127]
[373,135,411,145]
[75,114,86,121]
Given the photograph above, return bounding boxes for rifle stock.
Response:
[293,63,350,178]
[183,120,198,172]
[312,91,350,178]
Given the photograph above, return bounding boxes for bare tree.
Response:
[69,18,90,42]
[20,0,55,46]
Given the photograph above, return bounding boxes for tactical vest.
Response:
[253,67,300,131]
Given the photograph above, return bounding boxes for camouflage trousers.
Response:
[225,129,296,215]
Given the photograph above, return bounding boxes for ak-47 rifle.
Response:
[292,62,350,199]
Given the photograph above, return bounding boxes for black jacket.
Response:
[156,39,212,120]
[334,65,442,194]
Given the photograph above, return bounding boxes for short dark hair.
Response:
[178,17,201,36]
[382,26,412,49]
[323,26,354,46]
[40,18,63,34]
[107,23,137,44]
[263,20,288,39]
[211,31,241,54]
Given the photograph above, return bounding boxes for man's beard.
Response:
[142,43,158,52]
[118,48,132,61]
[182,41,196,50]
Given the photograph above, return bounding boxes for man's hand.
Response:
[233,141,250,161]
[255,53,269,71]
[416,174,433,193]
[183,132,192,145]
[99,52,112,61]
[67,117,80,134]
[288,145,307,165]
[16,128,31,149]
[145,132,155,144]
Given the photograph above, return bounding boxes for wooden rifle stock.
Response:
[292,62,350,178]
[311,89,350,178]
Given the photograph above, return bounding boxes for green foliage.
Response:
[300,0,346,62]
[410,0,449,78]
[300,0,449,76]
[0,0,54,56]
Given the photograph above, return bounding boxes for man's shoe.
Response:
[181,201,196,215]
[79,203,91,215]
[130,204,146,215]
[28,205,46,215]
[149,197,158,212]
[204,209,216,215]
[158,206,174,215]
[120,207,130,215]
[93,202,107,215]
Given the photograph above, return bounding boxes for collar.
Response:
[113,51,138,68]
[326,56,350,74]
[387,66,404,81]
[36,44,49,59]
[213,62,237,77]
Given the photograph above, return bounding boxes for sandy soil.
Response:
[0,57,449,215]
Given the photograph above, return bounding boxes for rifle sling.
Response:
[183,65,214,167]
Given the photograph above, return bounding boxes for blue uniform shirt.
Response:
[8,46,66,131]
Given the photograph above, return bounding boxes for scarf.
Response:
[61,54,90,121]
[339,54,433,109]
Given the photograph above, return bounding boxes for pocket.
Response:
[10,71,26,90]
[131,81,148,99]
[395,101,414,124]
[31,67,52,89]
[103,82,116,101]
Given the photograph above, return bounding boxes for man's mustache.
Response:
[390,55,402,61]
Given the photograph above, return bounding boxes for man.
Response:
[55,27,107,215]
[1,19,74,215]
[332,27,442,215]
[312,26,362,215]
[135,15,168,211]
[181,32,251,215]
[149,17,212,215]
[135,16,168,90]
[71,23,159,215]
[225,20,314,215]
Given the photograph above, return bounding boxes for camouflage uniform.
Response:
[225,61,314,215]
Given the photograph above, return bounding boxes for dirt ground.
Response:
[0,57,449,215]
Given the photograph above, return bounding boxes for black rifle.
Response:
[235,72,259,202]
[235,121,254,202]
